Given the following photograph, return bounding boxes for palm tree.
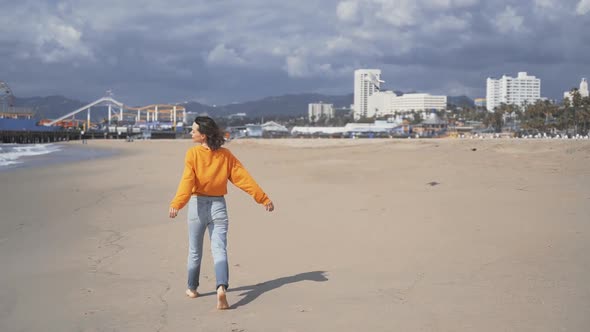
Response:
[491,111,504,133]
[571,88,583,135]
[521,100,558,133]
[563,88,582,135]
[318,114,328,126]
[411,111,422,125]
[579,96,590,135]
[485,103,516,133]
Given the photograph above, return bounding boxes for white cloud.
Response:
[324,35,383,58]
[532,0,564,20]
[358,0,479,26]
[336,0,359,22]
[441,81,481,97]
[316,63,334,75]
[494,6,525,33]
[449,0,479,7]
[0,2,92,63]
[35,17,92,63]
[534,0,554,8]
[206,44,246,66]
[271,46,288,56]
[57,1,71,14]
[285,55,310,77]
[351,27,377,41]
[428,0,478,9]
[1,0,589,104]
[428,14,471,31]
[428,0,452,8]
[326,36,355,53]
[577,0,590,15]
[284,52,352,78]
[375,0,419,27]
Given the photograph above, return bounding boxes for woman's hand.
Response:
[264,201,275,212]
[169,207,179,218]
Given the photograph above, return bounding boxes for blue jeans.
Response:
[187,195,229,291]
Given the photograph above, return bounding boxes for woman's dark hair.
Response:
[194,116,225,150]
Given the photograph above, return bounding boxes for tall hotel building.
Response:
[308,102,334,123]
[486,72,541,112]
[563,78,589,101]
[367,91,447,117]
[354,69,382,120]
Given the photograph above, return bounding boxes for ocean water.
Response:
[0,143,115,171]
[0,144,63,167]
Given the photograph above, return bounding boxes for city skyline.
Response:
[1,1,590,105]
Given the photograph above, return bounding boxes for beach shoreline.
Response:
[0,141,123,172]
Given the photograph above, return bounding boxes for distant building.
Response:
[227,121,289,139]
[474,98,486,108]
[421,112,448,136]
[486,72,541,112]
[291,120,401,137]
[261,121,289,138]
[367,91,447,117]
[227,112,247,119]
[581,78,589,97]
[334,107,353,118]
[308,102,334,123]
[354,69,383,120]
[0,118,60,132]
[563,78,589,102]
[0,107,34,119]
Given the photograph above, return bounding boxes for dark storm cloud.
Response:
[1,0,589,104]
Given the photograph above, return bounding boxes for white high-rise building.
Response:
[563,78,589,102]
[367,92,447,117]
[308,102,334,123]
[354,69,382,120]
[486,72,541,112]
[582,78,589,97]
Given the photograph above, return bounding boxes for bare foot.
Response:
[186,289,199,298]
[217,286,229,310]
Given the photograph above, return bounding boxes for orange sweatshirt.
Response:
[170,145,271,210]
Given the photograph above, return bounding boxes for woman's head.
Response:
[191,116,225,150]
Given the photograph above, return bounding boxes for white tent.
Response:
[262,121,289,133]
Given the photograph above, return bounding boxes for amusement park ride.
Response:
[1,81,16,115]
[0,83,187,131]
[43,90,187,131]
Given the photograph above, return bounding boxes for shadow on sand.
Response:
[199,271,328,309]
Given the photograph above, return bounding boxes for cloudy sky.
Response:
[1,0,589,105]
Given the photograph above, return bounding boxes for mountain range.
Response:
[13,93,474,121]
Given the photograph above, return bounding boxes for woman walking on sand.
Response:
[168,116,274,310]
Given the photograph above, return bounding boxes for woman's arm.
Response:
[169,149,196,217]
[228,152,274,211]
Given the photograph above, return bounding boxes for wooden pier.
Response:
[0,130,74,144]
[1,129,183,144]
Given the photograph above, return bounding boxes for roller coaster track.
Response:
[44,97,186,126]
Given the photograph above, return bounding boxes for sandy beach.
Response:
[1,138,589,331]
